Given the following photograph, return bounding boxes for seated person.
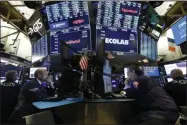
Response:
[1,70,21,124]
[125,66,179,124]
[9,69,55,124]
[164,69,187,107]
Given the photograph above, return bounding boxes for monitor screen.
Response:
[164,62,187,76]
[103,60,112,75]
[171,16,187,45]
[124,68,128,78]
[167,78,173,82]
[45,1,90,30]
[96,1,141,53]
[96,1,141,29]
[96,26,137,53]
[143,66,160,77]
[29,67,47,78]
[103,60,112,93]
[50,26,91,54]
[140,32,157,60]
[32,34,48,62]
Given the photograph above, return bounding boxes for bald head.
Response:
[170,69,183,80]
[34,69,48,81]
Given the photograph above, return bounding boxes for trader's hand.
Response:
[46,75,55,88]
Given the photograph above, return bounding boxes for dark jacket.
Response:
[126,75,179,123]
[9,79,53,124]
[164,77,187,106]
[1,81,21,124]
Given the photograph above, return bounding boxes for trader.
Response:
[164,69,187,106]
[1,70,21,124]
[125,66,179,124]
[9,69,55,124]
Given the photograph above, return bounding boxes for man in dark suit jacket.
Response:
[125,66,179,124]
[1,70,21,124]
[9,69,55,124]
[164,69,187,107]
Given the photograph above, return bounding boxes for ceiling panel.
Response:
[155,1,176,16]
[8,1,35,20]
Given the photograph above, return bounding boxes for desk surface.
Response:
[33,98,84,109]
[33,98,135,110]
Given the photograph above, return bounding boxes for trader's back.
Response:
[164,69,187,106]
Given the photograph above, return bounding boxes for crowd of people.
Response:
[0,67,187,124]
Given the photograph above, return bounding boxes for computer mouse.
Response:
[120,91,126,96]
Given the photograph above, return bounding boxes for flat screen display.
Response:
[32,34,48,62]
[96,1,141,29]
[171,16,187,45]
[124,68,128,78]
[45,1,90,30]
[103,60,112,75]
[167,78,173,82]
[96,1,141,53]
[29,67,47,78]
[164,62,187,76]
[143,66,160,77]
[103,60,112,93]
[50,26,91,54]
[96,26,137,53]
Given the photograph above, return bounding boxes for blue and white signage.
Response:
[96,26,137,53]
[171,16,187,45]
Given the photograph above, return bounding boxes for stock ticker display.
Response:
[50,25,91,54]
[140,31,157,60]
[46,1,89,30]
[32,34,48,59]
[45,1,91,54]
[97,1,141,29]
[96,1,141,53]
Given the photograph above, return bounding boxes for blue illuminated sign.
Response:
[96,26,137,53]
[171,16,187,45]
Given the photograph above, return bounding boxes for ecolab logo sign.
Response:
[73,19,84,24]
[66,39,80,44]
[105,38,129,45]
[121,8,137,14]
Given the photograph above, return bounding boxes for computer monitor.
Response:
[164,61,187,76]
[103,60,112,93]
[167,78,173,82]
[143,66,160,77]
[124,68,128,78]
[29,67,47,78]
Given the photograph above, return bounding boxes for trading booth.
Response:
[0,1,186,125]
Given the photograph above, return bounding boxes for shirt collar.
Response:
[36,78,42,85]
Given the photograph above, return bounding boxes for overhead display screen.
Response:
[50,25,91,54]
[97,1,141,30]
[45,1,89,30]
[96,1,141,53]
[171,16,187,45]
[32,34,48,60]
[140,31,157,60]
[96,26,137,53]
